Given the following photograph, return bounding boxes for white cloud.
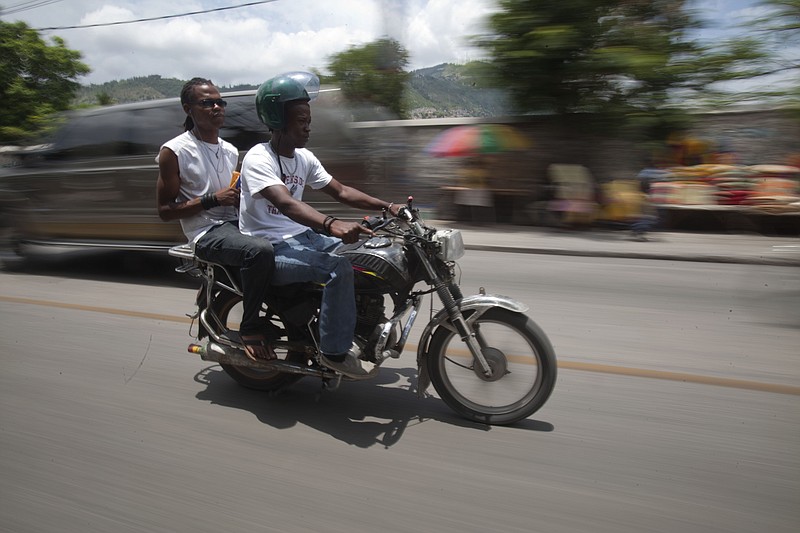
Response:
[8,0,491,85]
[406,0,492,67]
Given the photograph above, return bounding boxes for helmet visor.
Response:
[284,71,320,101]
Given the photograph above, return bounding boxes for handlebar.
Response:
[361,215,388,231]
[360,196,428,236]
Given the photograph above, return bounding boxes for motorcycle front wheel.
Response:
[427,307,556,425]
[211,291,306,392]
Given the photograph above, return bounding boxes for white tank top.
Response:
[157,131,239,243]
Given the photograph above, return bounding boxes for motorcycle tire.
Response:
[211,290,306,392]
[426,307,556,425]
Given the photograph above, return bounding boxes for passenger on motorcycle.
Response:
[156,78,276,361]
[239,72,401,379]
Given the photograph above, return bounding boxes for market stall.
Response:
[650,164,800,233]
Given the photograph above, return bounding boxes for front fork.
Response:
[432,279,495,377]
[416,293,530,396]
[414,245,497,378]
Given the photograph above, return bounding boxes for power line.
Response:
[31,0,278,31]
[2,0,64,16]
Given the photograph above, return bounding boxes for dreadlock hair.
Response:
[180,77,214,131]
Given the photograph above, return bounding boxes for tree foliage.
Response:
[752,0,800,44]
[0,21,90,144]
[736,0,800,104]
[473,0,768,139]
[326,38,410,118]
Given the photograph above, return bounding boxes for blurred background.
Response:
[1,0,798,255]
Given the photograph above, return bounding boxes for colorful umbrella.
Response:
[425,124,532,157]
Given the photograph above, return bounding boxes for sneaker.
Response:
[320,351,372,380]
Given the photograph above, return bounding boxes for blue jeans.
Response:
[631,215,657,234]
[272,230,355,355]
[194,221,274,336]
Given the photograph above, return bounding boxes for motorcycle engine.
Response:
[355,293,386,338]
[354,293,394,362]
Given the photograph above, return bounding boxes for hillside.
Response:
[404,64,511,118]
[74,64,510,118]
[74,75,258,106]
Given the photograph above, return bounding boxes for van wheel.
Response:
[0,223,26,271]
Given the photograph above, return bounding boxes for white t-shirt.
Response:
[156,131,239,243]
[239,142,332,243]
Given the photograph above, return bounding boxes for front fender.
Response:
[416,294,529,396]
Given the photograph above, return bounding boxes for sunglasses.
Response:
[194,98,227,108]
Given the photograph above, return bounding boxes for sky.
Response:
[0,0,781,87]
[1,0,495,86]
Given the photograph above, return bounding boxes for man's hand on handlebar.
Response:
[387,202,402,217]
[330,219,374,244]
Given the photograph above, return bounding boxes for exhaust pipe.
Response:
[188,341,337,379]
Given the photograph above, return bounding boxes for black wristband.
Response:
[200,192,218,210]
[322,215,337,235]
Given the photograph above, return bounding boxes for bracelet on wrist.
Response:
[200,192,218,210]
[322,215,337,235]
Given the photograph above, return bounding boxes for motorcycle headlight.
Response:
[433,229,464,261]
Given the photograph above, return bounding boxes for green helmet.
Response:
[255,71,320,130]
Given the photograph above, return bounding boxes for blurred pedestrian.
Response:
[547,164,598,229]
[156,77,276,361]
[631,158,668,241]
[454,155,494,224]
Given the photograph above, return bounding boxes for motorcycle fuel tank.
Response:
[338,237,414,293]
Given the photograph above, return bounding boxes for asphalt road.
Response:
[1,250,798,533]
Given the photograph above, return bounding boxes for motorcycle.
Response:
[168,198,556,425]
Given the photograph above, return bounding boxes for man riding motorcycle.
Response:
[238,72,402,379]
[170,73,557,425]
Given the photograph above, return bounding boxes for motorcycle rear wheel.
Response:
[427,307,556,425]
[211,291,306,392]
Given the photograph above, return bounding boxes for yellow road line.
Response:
[0,295,191,324]
[3,294,798,396]
[557,360,800,396]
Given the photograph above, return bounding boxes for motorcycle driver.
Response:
[238,72,401,379]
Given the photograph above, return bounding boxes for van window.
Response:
[37,91,322,162]
[127,105,186,155]
[220,95,269,151]
[42,103,190,160]
[45,111,132,160]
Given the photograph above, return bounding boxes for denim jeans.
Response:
[194,221,274,335]
[272,229,355,355]
[631,215,657,234]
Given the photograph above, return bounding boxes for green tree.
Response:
[326,38,410,118]
[0,21,90,144]
[735,0,800,104]
[473,0,765,138]
[751,0,799,68]
[96,92,113,106]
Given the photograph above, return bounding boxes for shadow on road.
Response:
[193,365,554,448]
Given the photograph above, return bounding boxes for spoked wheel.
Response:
[211,291,306,391]
[427,307,557,425]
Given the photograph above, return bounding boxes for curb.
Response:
[465,244,800,267]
